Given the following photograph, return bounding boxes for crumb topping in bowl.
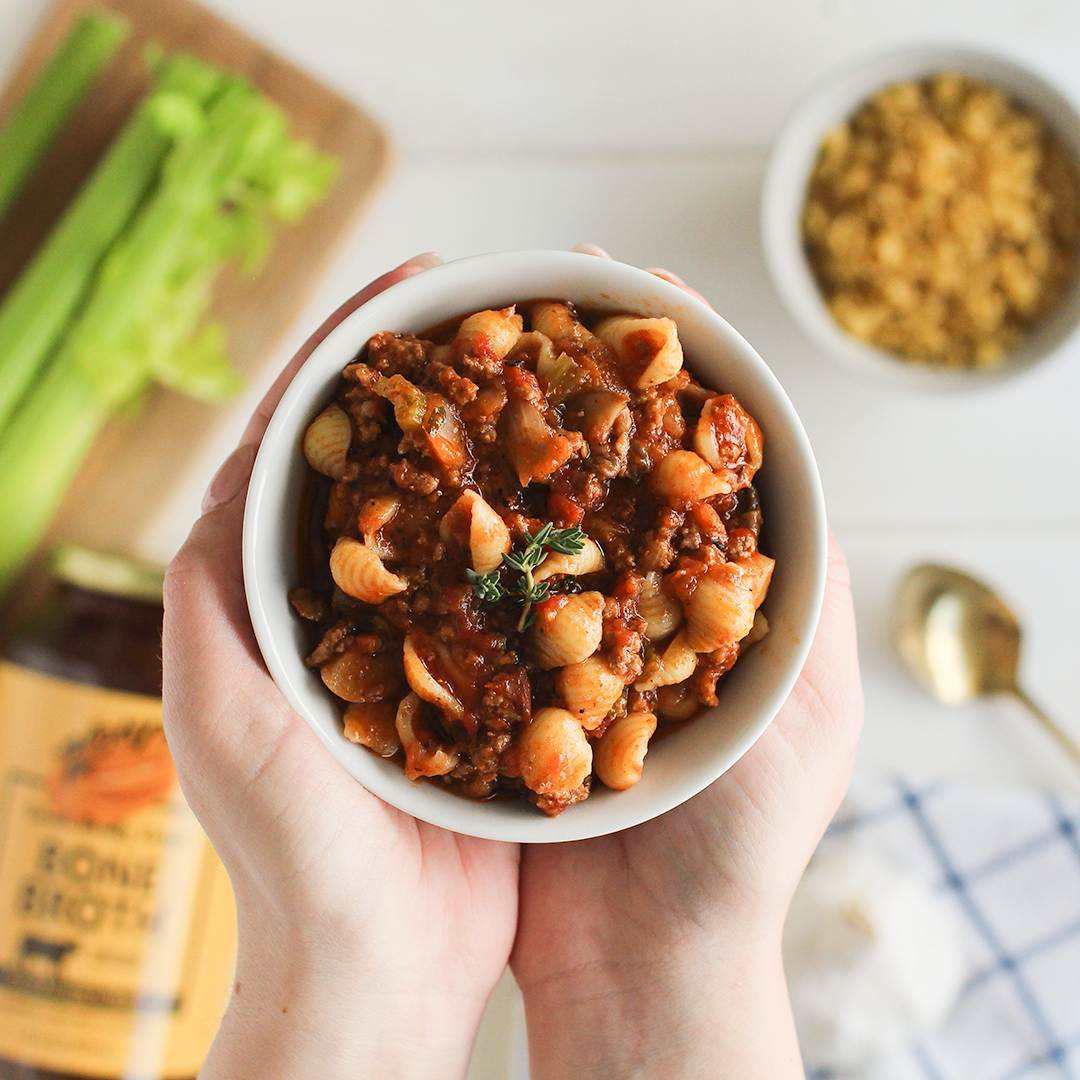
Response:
[802,72,1080,368]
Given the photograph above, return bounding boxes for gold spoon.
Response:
[896,563,1080,770]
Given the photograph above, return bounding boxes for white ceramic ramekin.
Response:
[762,45,1080,391]
[243,250,827,842]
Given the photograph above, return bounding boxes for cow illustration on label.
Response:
[17,935,77,981]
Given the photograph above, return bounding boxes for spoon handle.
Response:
[1012,688,1080,771]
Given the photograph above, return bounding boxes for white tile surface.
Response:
[8,0,1080,155]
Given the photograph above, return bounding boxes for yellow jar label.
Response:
[0,661,236,1079]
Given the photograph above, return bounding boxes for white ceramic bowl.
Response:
[762,45,1080,391]
[243,250,827,842]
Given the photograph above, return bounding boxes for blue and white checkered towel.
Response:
[805,776,1080,1080]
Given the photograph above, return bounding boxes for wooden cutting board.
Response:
[0,0,388,575]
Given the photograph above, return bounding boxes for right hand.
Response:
[163,255,521,1080]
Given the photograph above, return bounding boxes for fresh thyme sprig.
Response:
[466,522,587,632]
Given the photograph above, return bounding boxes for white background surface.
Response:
[2,0,1079,1075]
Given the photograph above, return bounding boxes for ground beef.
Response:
[294,301,772,815]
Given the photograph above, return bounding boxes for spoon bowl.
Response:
[896,563,1080,769]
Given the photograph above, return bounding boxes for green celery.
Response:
[0,77,335,594]
[0,361,109,597]
[67,80,284,407]
[541,351,583,404]
[0,270,238,594]
[0,52,225,433]
[0,12,129,219]
[118,243,241,401]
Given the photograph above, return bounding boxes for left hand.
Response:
[163,254,520,1080]
[511,535,862,1080]
[511,246,864,1080]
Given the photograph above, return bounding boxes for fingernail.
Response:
[572,243,611,259]
[202,443,256,514]
[646,267,686,286]
[405,252,442,270]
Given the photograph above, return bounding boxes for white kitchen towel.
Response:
[806,776,1080,1080]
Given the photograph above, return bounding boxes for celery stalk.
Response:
[0,81,300,593]
[67,80,284,406]
[0,53,225,433]
[0,68,337,595]
[0,12,129,219]
[0,363,108,596]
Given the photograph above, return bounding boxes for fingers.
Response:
[571,242,612,258]
[166,442,260,668]
[202,442,256,515]
[782,529,863,767]
[825,527,852,589]
[572,243,711,308]
[644,267,710,307]
[239,252,443,451]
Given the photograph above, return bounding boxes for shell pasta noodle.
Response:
[290,300,775,816]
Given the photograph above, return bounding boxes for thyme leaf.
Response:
[466,567,504,606]
[464,522,589,631]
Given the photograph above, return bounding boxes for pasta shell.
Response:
[742,551,775,606]
[395,693,459,779]
[533,591,605,670]
[320,646,404,704]
[330,537,407,604]
[594,314,683,388]
[685,570,753,653]
[638,571,683,640]
[303,403,352,480]
[654,683,701,724]
[440,490,511,574]
[693,395,764,487]
[468,494,511,574]
[454,307,523,359]
[634,630,696,691]
[556,654,625,730]
[511,707,593,796]
[508,330,555,372]
[533,537,605,582]
[529,301,594,344]
[743,609,770,648]
[357,494,401,558]
[684,554,774,653]
[594,710,658,791]
[403,632,464,719]
[343,702,400,757]
[566,390,630,445]
[649,450,731,503]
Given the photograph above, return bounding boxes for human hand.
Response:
[512,246,863,1080]
[162,254,519,1080]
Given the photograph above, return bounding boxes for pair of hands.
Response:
[162,251,863,1080]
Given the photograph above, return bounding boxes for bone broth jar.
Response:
[0,546,235,1080]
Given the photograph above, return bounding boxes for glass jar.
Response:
[0,546,235,1080]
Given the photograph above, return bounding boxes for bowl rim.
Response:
[242,249,828,842]
[761,41,1080,392]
